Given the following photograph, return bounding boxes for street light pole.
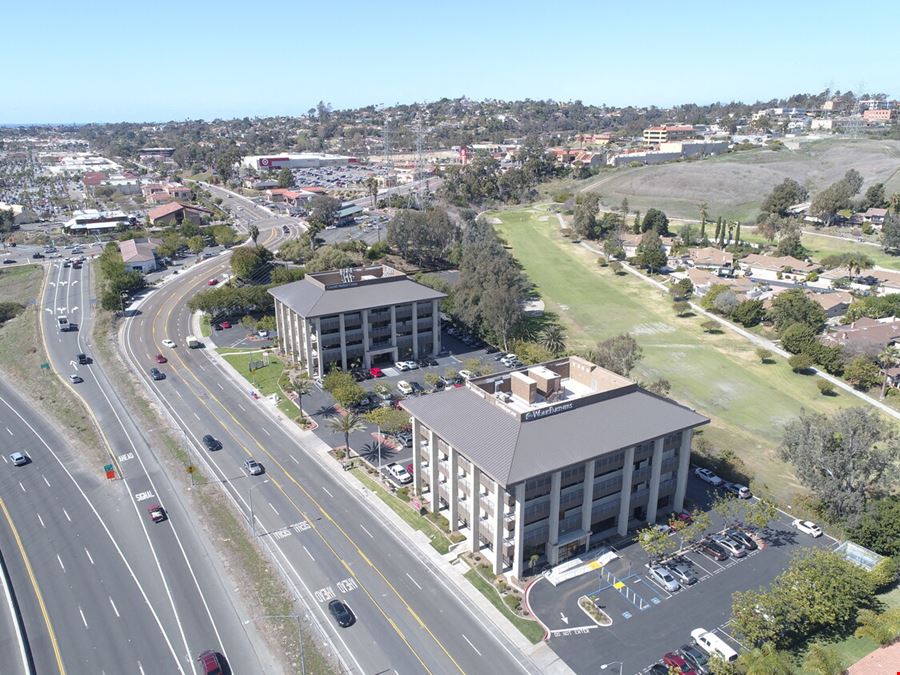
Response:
[248,479,270,536]
[600,662,623,675]
[377,424,383,477]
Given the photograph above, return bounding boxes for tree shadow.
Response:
[314,403,338,419]
[358,441,400,465]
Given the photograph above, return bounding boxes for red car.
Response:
[369,367,384,378]
[197,650,222,675]
[218,320,231,329]
[207,278,218,286]
[155,353,168,364]
[147,504,167,523]
[663,651,696,674]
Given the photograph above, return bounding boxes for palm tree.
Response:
[737,642,794,675]
[365,176,379,209]
[802,643,844,675]
[249,224,260,245]
[698,201,709,230]
[286,372,313,417]
[846,253,873,279]
[327,412,366,457]
[538,325,567,355]
[877,345,900,399]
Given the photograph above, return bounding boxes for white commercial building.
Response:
[241,153,354,172]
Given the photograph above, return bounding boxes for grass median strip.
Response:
[463,569,544,644]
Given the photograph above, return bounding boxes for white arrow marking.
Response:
[71,306,79,312]
[71,281,79,286]
[44,308,52,313]
[70,361,78,369]
[560,613,569,625]
[48,282,55,287]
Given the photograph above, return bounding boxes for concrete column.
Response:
[617,446,635,536]
[674,429,694,513]
[412,302,419,358]
[546,471,561,566]
[361,309,370,369]
[492,481,504,574]
[338,314,347,371]
[429,430,439,514]
[302,319,314,376]
[581,460,595,550]
[412,417,423,496]
[390,305,397,350]
[448,446,459,532]
[314,317,324,377]
[432,299,440,355]
[469,468,481,554]
[513,483,525,579]
[646,437,665,524]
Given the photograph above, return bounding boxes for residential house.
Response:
[147,202,212,227]
[820,317,900,355]
[686,268,755,297]
[118,237,162,273]
[814,267,900,296]
[863,208,888,225]
[686,247,734,274]
[807,290,853,322]
[620,233,674,258]
[740,253,820,283]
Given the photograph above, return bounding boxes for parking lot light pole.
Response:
[600,662,623,675]
[248,479,270,536]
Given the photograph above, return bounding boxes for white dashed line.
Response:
[109,596,120,618]
[461,634,482,656]
[193,412,201,421]
[268,502,279,515]
[359,524,374,538]
[42,475,50,487]
[262,428,271,436]
[216,383,224,390]
[19,482,25,492]
[85,548,94,565]
[5,427,11,435]
[289,455,299,464]
[63,508,71,522]
[36,514,45,528]
[57,554,65,572]
[303,546,315,561]
[322,487,334,498]
[237,403,246,412]
[79,607,88,628]
[405,573,422,590]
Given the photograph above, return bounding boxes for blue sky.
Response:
[4,0,898,123]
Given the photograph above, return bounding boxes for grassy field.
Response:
[219,348,298,417]
[577,138,900,222]
[492,207,871,503]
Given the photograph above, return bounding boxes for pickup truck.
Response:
[186,335,201,349]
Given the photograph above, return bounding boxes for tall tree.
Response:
[249,224,260,245]
[594,333,643,376]
[538,325,567,355]
[698,201,709,230]
[365,175,379,208]
[641,208,669,234]
[326,412,367,457]
[761,178,809,217]
[779,407,900,524]
[634,230,667,272]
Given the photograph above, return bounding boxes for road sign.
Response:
[103,463,116,480]
[39,362,50,370]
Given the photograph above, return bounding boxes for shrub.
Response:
[609,261,624,275]
[789,353,814,373]
[503,594,522,612]
[780,323,818,354]
[701,320,720,333]
[816,380,836,396]
[756,348,773,363]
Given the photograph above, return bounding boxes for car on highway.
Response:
[369,366,384,378]
[202,434,222,451]
[244,458,264,475]
[792,519,823,537]
[722,481,752,499]
[9,452,28,466]
[68,374,83,384]
[328,599,355,627]
[149,367,165,381]
[77,352,90,365]
[386,463,412,484]
[161,339,176,348]
[155,353,167,364]
[207,278,218,286]
[197,649,223,675]
[694,467,723,486]
[647,564,680,591]
[147,504,167,523]
[397,380,413,395]
[32,252,44,259]
[697,538,728,561]
[712,535,747,558]
[2,259,14,264]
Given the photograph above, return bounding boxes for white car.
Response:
[386,463,412,484]
[397,380,413,395]
[647,564,680,592]
[459,369,474,380]
[394,361,409,371]
[792,519,823,537]
[694,467,723,486]
[9,452,28,467]
[161,339,176,348]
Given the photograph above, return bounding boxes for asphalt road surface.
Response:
[120,190,536,674]
[39,256,272,673]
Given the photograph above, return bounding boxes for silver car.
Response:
[647,565,681,592]
[670,562,698,586]
[713,535,747,558]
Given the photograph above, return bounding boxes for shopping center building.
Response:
[401,356,708,578]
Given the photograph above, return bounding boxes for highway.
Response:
[120,186,537,674]
[38,253,272,673]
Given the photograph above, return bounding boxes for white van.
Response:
[691,628,738,662]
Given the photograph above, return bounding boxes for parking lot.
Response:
[526,479,839,674]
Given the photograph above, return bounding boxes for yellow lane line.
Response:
[0,498,66,674]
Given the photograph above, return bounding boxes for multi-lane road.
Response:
[33,251,273,673]
[118,186,536,673]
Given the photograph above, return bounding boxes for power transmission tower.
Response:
[382,109,395,193]
[410,107,427,209]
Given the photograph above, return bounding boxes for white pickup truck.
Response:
[186,335,201,349]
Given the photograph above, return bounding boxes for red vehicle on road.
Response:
[155,353,167,364]
[207,278,218,286]
[148,504,167,523]
[369,367,384,378]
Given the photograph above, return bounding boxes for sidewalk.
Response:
[194,314,569,674]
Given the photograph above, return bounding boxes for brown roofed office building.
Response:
[270,265,446,377]
[402,356,708,578]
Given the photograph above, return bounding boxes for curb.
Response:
[0,546,34,675]
[523,576,551,641]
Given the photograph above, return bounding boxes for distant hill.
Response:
[580,138,900,222]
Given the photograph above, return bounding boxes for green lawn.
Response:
[463,569,544,643]
[218,348,297,417]
[493,207,869,503]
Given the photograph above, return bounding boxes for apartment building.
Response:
[401,356,708,578]
[270,265,446,376]
[642,124,695,146]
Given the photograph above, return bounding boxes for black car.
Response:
[727,529,758,551]
[698,538,728,561]
[648,664,669,675]
[202,434,222,451]
[394,431,413,447]
[77,353,90,365]
[328,599,355,627]
[32,252,44,259]
[679,644,711,674]
[149,367,165,381]
[409,381,424,395]
[485,345,499,354]
[3,259,15,264]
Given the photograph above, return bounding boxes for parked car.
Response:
[697,539,728,561]
[678,644,711,674]
[2,259,15,264]
[394,431,413,448]
[647,564,680,592]
[409,381,424,395]
[9,452,28,466]
[647,664,669,675]
[207,278,218,286]
[244,458,264,475]
[218,320,231,329]
[328,599,355,627]
[670,561,698,586]
[691,628,738,662]
[694,467,723,486]
[722,481,752,499]
[713,535,747,558]
[386,463,412,484]
[197,650,223,675]
[726,529,758,551]
[147,504,167,523]
[149,367,165,381]
[369,367,384,378]
[397,380,413,395]
[202,434,222,451]
[68,374,83,384]
[458,369,474,380]
[402,360,418,370]
[663,652,694,673]
[792,519,823,537]
[394,361,410,371]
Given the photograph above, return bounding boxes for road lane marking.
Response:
[57,554,65,572]
[322,486,334,498]
[462,633,482,656]
[237,403,246,412]
[5,427,11,435]
[85,548,94,565]
[303,546,315,561]
[175,389,183,399]
[37,513,45,528]
[109,596,120,618]
[63,508,71,522]
[359,524,374,538]
[216,382,224,390]
[42,475,51,487]
[268,502,279,515]
[193,412,201,421]
[406,573,423,590]
[289,455,299,464]
[262,428,271,436]
[19,482,25,492]
[79,606,88,629]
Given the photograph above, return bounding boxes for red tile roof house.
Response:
[685,246,734,273]
[740,253,820,283]
[820,316,900,356]
[147,202,212,227]
[118,237,162,273]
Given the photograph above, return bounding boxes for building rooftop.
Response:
[402,356,708,487]
[269,264,446,318]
